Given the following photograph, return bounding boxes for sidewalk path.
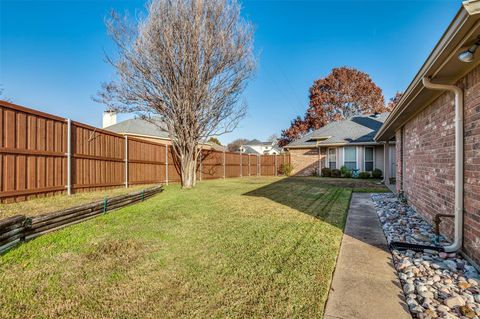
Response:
[324,193,411,319]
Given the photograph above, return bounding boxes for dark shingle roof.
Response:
[286,113,389,148]
[104,118,170,140]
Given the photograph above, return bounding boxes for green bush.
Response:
[331,169,341,177]
[321,167,331,177]
[340,165,349,177]
[358,172,371,179]
[281,163,294,176]
[372,168,382,179]
[310,168,320,177]
[344,171,352,178]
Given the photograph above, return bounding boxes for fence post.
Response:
[124,135,128,188]
[283,153,286,176]
[240,150,242,177]
[258,155,260,176]
[165,144,169,185]
[199,148,203,181]
[248,154,250,176]
[275,154,277,177]
[223,149,226,179]
[65,118,72,195]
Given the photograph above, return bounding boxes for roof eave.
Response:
[285,141,382,149]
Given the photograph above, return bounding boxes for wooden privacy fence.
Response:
[0,100,290,203]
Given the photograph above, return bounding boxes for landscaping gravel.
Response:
[372,193,480,319]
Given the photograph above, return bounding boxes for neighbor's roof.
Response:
[241,145,262,154]
[376,0,480,141]
[104,118,170,140]
[286,113,389,148]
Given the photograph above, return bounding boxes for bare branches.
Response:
[95,0,255,187]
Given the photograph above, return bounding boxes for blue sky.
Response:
[1,0,460,144]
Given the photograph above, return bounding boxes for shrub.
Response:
[344,171,352,178]
[331,169,341,177]
[372,168,382,179]
[389,177,396,185]
[321,167,331,177]
[340,165,349,177]
[358,172,371,179]
[310,168,320,177]
[281,163,294,176]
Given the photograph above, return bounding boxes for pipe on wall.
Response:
[422,77,464,253]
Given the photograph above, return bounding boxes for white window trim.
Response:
[364,146,375,172]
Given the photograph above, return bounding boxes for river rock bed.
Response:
[372,193,480,319]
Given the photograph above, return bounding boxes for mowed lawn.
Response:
[0,177,387,318]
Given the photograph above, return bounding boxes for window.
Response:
[344,146,357,170]
[328,148,336,169]
[364,147,374,171]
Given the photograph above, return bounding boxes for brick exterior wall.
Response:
[395,64,480,265]
[396,129,403,194]
[289,148,323,176]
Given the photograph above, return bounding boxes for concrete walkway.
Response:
[324,193,411,319]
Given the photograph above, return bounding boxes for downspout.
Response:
[422,77,463,253]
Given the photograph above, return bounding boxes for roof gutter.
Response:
[422,77,464,253]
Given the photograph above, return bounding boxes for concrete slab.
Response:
[324,193,411,319]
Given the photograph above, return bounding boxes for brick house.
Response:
[375,1,480,265]
[285,113,395,177]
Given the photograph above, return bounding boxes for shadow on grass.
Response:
[243,176,388,229]
[243,177,409,317]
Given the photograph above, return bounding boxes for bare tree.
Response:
[227,138,250,152]
[0,85,11,102]
[95,0,256,188]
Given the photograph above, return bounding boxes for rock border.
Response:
[372,193,480,319]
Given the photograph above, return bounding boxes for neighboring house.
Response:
[103,112,172,144]
[375,1,480,265]
[239,141,282,155]
[102,111,224,151]
[285,113,395,176]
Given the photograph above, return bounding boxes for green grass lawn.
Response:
[0,177,387,318]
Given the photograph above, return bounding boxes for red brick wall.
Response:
[289,148,323,176]
[396,64,480,265]
[396,129,403,194]
[463,66,480,261]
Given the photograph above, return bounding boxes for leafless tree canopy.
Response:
[96,0,256,188]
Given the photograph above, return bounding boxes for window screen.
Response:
[344,147,356,170]
[328,148,336,169]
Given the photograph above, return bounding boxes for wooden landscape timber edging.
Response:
[0,100,291,203]
[0,185,164,254]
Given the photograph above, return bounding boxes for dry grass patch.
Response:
[0,184,158,219]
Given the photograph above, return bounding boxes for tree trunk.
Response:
[178,144,197,189]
